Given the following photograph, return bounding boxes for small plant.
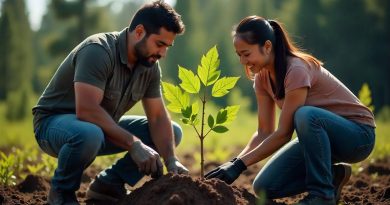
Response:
[40,154,57,176]
[0,151,17,186]
[358,83,374,112]
[162,46,240,177]
[26,163,44,175]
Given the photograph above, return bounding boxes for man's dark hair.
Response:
[129,0,185,35]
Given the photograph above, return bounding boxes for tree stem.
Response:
[200,93,206,178]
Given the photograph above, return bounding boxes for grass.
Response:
[0,94,389,180]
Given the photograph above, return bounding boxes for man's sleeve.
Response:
[143,63,162,98]
[73,44,112,91]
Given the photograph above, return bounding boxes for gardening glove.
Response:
[204,157,237,176]
[164,156,189,174]
[204,158,247,184]
[129,141,163,177]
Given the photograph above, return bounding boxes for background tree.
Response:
[0,0,34,121]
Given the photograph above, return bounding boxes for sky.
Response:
[26,0,47,31]
[21,0,176,31]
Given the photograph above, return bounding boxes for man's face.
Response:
[135,27,176,67]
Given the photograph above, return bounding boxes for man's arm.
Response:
[75,82,163,175]
[141,97,175,160]
[142,97,188,174]
[75,82,138,149]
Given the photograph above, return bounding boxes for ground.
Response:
[0,155,389,205]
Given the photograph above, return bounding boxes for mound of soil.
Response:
[119,173,256,205]
[0,175,49,205]
[0,156,389,205]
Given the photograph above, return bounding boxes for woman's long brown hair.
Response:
[233,16,322,99]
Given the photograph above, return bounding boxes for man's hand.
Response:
[204,158,247,184]
[164,156,189,174]
[129,141,163,178]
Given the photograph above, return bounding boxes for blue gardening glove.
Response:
[204,158,247,184]
[164,156,189,174]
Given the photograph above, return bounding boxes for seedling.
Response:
[0,152,17,186]
[162,46,240,177]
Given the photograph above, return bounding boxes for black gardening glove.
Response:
[204,158,247,184]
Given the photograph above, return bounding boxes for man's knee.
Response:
[74,123,105,151]
[172,121,182,146]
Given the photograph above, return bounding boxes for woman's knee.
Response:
[253,176,273,197]
[293,106,318,131]
[172,121,183,146]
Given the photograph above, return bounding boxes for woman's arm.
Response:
[238,91,275,157]
[240,87,308,166]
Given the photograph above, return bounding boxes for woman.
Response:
[205,16,375,205]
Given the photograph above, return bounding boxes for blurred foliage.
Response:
[0,0,389,120]
[0,1,389,170]
[0,0,33,121]
[359,83,375,112]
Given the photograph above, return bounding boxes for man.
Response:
[32,1,188,204]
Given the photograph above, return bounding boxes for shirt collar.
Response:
[118,27,128,66]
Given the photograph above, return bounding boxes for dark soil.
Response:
[0,156,389,205]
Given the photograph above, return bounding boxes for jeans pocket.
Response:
[37,139,58,157]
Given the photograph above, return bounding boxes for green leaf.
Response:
[181,118,190,124]
[181,106,192,118]
[216,109,228,124]
[191,102,199,115]
[178,66,201,93]
[212,125,229,133]
[207,115,214,129]
[197,46,221,86]
[212,76,240,97]
[190,113,199,125]
[162,81,189,113]
[223,105,240,125]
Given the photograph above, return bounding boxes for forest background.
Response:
[0,0,389,171]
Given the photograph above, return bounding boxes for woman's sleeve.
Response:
[284,66,312,94]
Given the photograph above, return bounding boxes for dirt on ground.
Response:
[0,155,389,205]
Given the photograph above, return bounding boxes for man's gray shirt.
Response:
[32,28,162,130]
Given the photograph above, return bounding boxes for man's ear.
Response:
[134,24,146,40]
[264,40,273,55]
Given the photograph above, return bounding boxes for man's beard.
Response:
[134,37,161,67]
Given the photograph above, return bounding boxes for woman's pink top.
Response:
[254,56,375,127]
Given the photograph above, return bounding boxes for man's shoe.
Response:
[86,177,127,202]
[295,195,336,205]
[333,163,352,202]
[48,188,79,205]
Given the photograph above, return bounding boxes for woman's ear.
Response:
[264,40,273,55]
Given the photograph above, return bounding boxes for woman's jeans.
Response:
[34,114,182,192]
[253,106,375,199]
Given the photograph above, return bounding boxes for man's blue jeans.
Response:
[253,106,375,199]
[34,114,182,192]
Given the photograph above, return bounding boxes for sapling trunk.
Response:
[200,97,206,178]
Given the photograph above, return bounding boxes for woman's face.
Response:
[233,36,272,73]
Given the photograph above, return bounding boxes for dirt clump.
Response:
[0,156,389,204]
[119,173,256,205]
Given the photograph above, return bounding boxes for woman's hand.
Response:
[204,158,247,184]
